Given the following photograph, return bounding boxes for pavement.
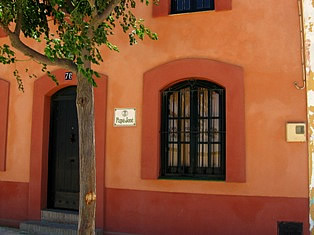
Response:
[0,227,28,235]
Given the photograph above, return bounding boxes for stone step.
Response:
[41,209,78,224]
[20,220,103,235]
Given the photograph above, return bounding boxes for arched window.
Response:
[142,58,245,182]
[161,80,225,180]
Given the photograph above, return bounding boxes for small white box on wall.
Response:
[286,123,306,142]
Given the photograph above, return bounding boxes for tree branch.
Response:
[87,0,97,25]
[0,22,77,73]
[0,22,12,35]
[90,0,121,29]
[87,0,96,9]
[14,0,23,36]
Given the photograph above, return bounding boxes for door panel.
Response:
[47,86,79,211]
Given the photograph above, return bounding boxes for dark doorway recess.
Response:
[47,86,79,211]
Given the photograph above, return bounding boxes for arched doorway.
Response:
[29,69,107,229]
[47,86,79,210]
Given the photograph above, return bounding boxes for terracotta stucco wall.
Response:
[103,0,307,198]
[0,0,307,200]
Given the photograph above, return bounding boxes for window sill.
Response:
[159,176,225,181]
[169,9,215,15]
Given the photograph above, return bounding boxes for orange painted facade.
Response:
[0,0,309,234]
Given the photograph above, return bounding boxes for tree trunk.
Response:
[76,66,96,235]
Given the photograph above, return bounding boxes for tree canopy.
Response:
[0,0,157,89]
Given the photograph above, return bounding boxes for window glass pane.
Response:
[181,144,190,166]
[198,143,208,167]
[180,88,190,117]
[172,0,214,13]
[169,92,179,117]
[197,0,203,9]
[177,0,184,11]
[198,88,208,117]
[198,88,203,117]
[184,0,190,10]
[168,119,178,141]
[211,91,219,117]
[211,144,220,167]
[212,119,219,142]
[199,119,208,142]
[168,144,178,166]
[181,119,190,141]
[186,120,191,142]
[199,119,208,141]
[204,0,211,8]
[169,94,173,117]
[204,89,208,117]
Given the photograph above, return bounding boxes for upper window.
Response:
[171,0,215,14]
[153,0,231,17]
[160,80,225,180]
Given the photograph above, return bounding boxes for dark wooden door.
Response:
[47,86,79,211]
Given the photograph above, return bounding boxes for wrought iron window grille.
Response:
[160,79,226,180]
